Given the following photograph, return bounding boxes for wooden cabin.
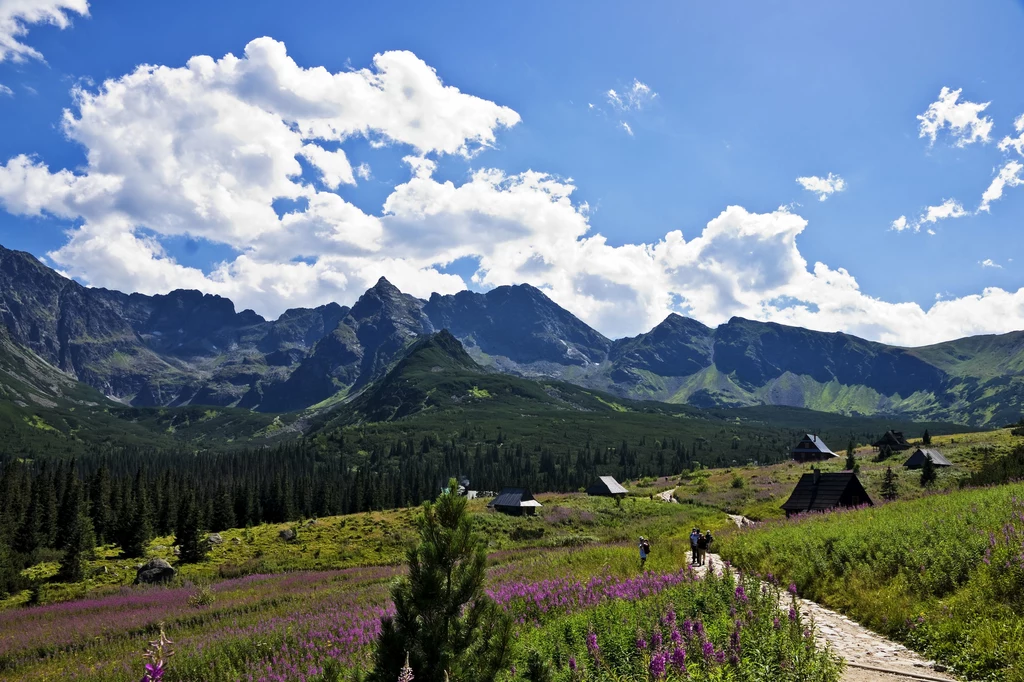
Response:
[790,434,839,463]
[903,448,952,469]
[873,430,912,452]
[586,476,628,499]
[488,487,542,516]
[781,470,872,517]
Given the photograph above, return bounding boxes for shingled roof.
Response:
[781,471,872,516]
[790,434,838,460]
[903,448,953,469]
[586,476,628,497]
[873,430,911,450]
[487,487,542,509]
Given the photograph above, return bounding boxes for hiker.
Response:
[638,536,650,567]
[704,529,714,557]
[697,531,708,566]
[689,527,700,565]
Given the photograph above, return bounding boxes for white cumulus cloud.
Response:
[890,215,910,232]
[998,113,1024,157]
[3,39,1024,347]
[979,161,1024,212]
[920,198,967,224]
[0,83,11,96]
[980,258,1002,269]
[796,173,846,201]
[0,0,88,63]
[918,87,993,147]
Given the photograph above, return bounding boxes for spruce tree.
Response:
[922,429,932,445]
[211,486,236,532]
[13,480,41,556]
[89,466,112,545]
[175,493,208,564]
[881,466,899,501]
[844,442,859,473]
[920,455,937,487]
[369,479,512,682]
[58,485,95,583]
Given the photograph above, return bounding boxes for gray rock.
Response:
[207,533,224,544]
[134,558,176,585]
[279,528,297,542]
[231,537,242,545]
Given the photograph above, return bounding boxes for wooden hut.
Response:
[781,470,872,518]
[790,434,839,462]
[872,430,911,452]
[903,448,952,469]
[586,476,628,499]
[488,488,542,516]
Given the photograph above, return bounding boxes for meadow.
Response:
[673,428,1019,521]
[720,482,1024,681]
[0,494,761,681]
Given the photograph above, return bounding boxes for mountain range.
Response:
[2,243,1022,426]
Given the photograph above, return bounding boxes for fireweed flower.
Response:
[140,625,174,682]
[398,653,414,682]
[670,629,682,644]
[651,629,662,649]
[773,617,781,629]
[568,656,577,672]
[735,586,748,603]
[636,631,648,650]
[682,618,694,639]
[788,583,799,596]
[789,607,798,622]
[664,606,677,625]
[649,652,667,678]
[702,641,714,659]
[671,647,686,668]
[587,631,599,659]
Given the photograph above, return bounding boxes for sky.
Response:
[1,1,1024,347]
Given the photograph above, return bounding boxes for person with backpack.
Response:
[638,536,651,568]
[704,529,714,557]
[696,531,708,566]
[689,528,700,565]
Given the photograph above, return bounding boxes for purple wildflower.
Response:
[671,647,686,668]
[788,583,799,596]
[651,629,663,649]
[649,652,667,678]
[789,607,797,622]
[735,585,748,603]
[702,641,714,659]
[636,631,648,650]
[568,656,577,672]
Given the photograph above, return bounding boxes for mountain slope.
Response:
[3,242,1024,425]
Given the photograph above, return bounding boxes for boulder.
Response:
[279,528,296,542]
[231,537,242,545]
[135,558,176,585]
[207,533,224,545]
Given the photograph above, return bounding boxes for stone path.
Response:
[655,488,678,503]
[695,554,956,682]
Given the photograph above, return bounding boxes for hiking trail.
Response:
[695,553,956,682]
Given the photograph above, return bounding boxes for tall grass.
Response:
[721,483,1024,681]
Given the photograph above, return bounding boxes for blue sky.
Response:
[1,0,1024,345]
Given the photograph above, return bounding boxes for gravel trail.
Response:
[694,551,956,682]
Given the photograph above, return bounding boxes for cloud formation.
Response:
[3,40,1024,347]
[606,79,656,111]
[918,87,993,147]
[0,0,88,63]
[796,173,846,201]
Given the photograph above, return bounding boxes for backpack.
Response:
[642,541,651,554]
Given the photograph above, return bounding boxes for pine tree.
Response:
[844,441,859,473]
[58,484,95,583]
[881,466,899,501]
[920,455,937,487]
[369,479,512,682]
[13,479,41,555]
[922,429,932,445]
[211,486,236,532]
[88,466,112,545]
[175,492,208,564]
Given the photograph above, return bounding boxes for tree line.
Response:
[0,424,801,596]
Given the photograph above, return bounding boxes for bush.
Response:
[730,475,745,489]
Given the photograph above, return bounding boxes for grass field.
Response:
[719,479,1024,680]
[674,428,1019,521]
[0,489,843,679]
